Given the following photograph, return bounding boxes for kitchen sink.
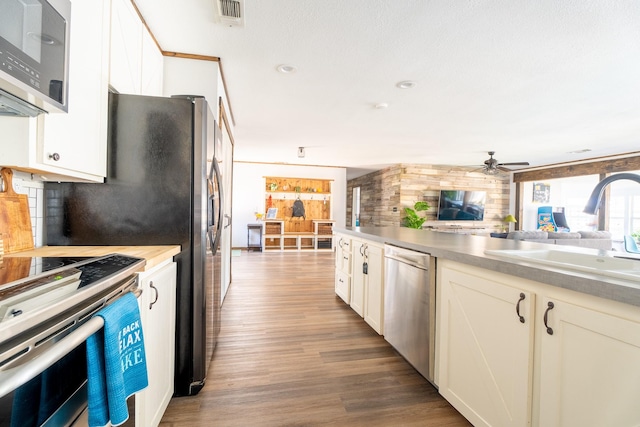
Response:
[484,249,640,282]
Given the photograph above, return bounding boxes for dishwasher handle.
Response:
[384,245,431,270]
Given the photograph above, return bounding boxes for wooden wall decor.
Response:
[264,177,332,233]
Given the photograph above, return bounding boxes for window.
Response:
[608,170,640,239]
[521,176,600,232]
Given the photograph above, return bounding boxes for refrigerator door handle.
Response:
[209,158,223,254]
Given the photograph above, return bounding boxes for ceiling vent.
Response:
[216,0,245,27]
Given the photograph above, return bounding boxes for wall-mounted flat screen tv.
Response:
[437,190,486,221]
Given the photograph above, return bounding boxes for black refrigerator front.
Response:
[45,92,221,396]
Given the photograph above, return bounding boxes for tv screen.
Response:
[437,190,486,221]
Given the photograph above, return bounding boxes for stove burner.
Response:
[39,257,92,272]
[0,257,92,288]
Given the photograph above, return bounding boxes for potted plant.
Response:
[403,201,430,229]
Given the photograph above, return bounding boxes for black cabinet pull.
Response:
[544,301,555,335]
[149,281,159,310]
[516,293,526,323]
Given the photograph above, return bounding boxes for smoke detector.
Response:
[216,0,245,27]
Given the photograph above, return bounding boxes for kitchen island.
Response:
[336,226,640,307]
[335,226,640,427]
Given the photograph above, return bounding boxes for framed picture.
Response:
[266,208,278,219]
[532,182,550,203]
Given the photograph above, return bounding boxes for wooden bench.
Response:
[284,232,316,250]
[261,220,334,251]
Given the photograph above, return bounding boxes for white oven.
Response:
[0,255,145,427]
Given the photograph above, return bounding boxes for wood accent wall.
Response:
[264,176,332,233]
[347,164,510,230]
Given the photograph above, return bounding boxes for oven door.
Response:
[0,278,139,427]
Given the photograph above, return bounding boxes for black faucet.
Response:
[583,173,640,214]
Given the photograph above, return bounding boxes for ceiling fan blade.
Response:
[498,162,530,166]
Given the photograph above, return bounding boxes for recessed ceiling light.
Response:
[374,103,388,109]
[396,80,417,89]
[276,64,297,74]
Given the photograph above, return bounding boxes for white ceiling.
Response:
[135,0,640,178]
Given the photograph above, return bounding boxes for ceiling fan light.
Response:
[483,167,499,175]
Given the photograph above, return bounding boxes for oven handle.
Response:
[0,287,142,399]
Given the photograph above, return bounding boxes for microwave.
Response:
[0,0,71,116]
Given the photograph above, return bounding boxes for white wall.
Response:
[231,162,347,248]
[163,57,221,119]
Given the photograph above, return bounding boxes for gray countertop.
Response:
[335,226,640,308]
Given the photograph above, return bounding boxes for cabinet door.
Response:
[538,297,640,427]
[110,0,143,94]
[335,270,350,304]
[137,261,177,427]
[363,242,384,334]
[438,265,534,427]
[40,0,110,179]
[140,26,163,96]
[335,234,351,273]
[350,240,366,317]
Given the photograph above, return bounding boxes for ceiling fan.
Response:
[482,151,530,175]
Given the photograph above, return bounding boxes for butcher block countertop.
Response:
[5,245,181,271]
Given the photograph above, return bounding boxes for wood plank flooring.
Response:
[160,251,471,427]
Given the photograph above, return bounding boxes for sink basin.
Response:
[484,249,640,282]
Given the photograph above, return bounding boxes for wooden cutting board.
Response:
[0,168,34,254]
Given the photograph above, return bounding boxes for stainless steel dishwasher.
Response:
[384,244,436,384]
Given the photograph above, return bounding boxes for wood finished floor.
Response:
[160,251,471,427]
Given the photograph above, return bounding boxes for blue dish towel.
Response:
[86,292,149,427]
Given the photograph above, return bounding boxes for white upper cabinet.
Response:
[110,0,163,96]
[109,0,142,94]
[0,0,111,182]
[140,28,164,96]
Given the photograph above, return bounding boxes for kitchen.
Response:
[1,1,640,427]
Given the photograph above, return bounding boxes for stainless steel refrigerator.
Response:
[44,92,223,396]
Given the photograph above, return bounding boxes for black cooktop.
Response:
[0,255,145,288]
[0,254,146,336]
[0,256,92,288]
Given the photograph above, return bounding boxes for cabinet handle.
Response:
[516,292,526,323]
[360,244,365,256]
[49,153,61,161]
[149,281,159,310]
[543,301,554,335]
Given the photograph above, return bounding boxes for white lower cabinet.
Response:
[351,238,366,316]
[438,261,534,427]
[350,238,384,334]
[437,259,640,427]
[537,297,640,427]
[136,260,177,427]
[334,234,351,304]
